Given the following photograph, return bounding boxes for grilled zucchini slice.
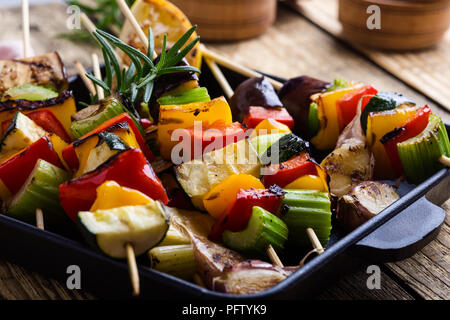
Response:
[77,202,169,258]
[0,112,46,162]
[175,139,261,210]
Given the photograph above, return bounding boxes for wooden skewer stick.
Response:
[91,53,104,100]
[306,227,324,254]
[299,228,325,266]
[204,58,234,99]
[114,0,282,93]
[116,0,157,59]
[125,242,140,296]
[439,155,450,167]
[22,0,32,58]
[200,45,283,91]
[36,208,44,230]
[80,12,96,35]
[266,244,284,268]
[74,61,96,96]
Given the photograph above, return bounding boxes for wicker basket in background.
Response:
[170,0,277,41]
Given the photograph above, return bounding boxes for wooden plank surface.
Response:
[0,2,448,300]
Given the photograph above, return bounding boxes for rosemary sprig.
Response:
[85,25,201,107]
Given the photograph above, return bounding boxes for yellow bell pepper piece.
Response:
[311,85,362,150]
[366,106,417,179]
[157,96,232,159]
[203,174,264,219]
[285,174,327,191]
[0,95,77,139]
[48,133,69,171]
[250,118,291,138]
[90,180,152,211]
[73,126,142,178]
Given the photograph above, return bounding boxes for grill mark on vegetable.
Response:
[159,118,184,125]
[205,192,220,201]
[0,91,72,111]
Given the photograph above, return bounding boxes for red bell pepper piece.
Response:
[243,107,294,129]
[181,120,246,160]
[209,187,284,242]
[382,105,431,175]
[62,112,154,170]
[140,118,153,130]
[262,153,318,188]
[1,110,71,142]
[0,136,63,195]
[337,85,378,127]
[59,148,168,221]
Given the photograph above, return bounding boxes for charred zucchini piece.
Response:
[70,97,125,138]
[77,202,169,258]
[175,139,261,210]
[3,84,58,101]
[398,115,450,184]
[149,244,196,280]
[159,225,191,246]
[0,112,46,162]
[222,206,288,258]
[361,92,415,134]
[261,133,310,165]
[249,132,287,158]
[6,159,70,227]
[157,87,210,105]
[78,132,129,176]
[280,190,332,247]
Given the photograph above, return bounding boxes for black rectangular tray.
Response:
[0,62,448,299]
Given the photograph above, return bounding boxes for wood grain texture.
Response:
[0,2,448,300]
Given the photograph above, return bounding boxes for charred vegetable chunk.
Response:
[0,52,68,96]
[6,159,70,228]
[157,87,210,105]
[278,76,330,139]
[212,260,296,295]
[398,115,450,184]
[260,133,310,165]
[230,77,282,119]
[90,180,153,211]
[0,112,46,162]
[3,84,58,101]
[0,91,77,139]
[149,244,196,280]
[243,106,294,129]
[175,139,261,210]
[337,181,399,231]
[77,202,169,258]
[209,187,284,242]
[59,148,168,221]
[158,96,232,159]
[222,206,288,258]
[280,190,332,247]
[0,136,63,196]
[70,97,126,138]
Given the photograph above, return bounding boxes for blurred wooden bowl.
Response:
[170,0,277,41]
[338,0,450,50]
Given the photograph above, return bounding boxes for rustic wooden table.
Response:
[0,2,448,300]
